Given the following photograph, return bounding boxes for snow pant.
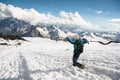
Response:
[73,49,83,66]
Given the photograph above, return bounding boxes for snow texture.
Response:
[0,37,120,80]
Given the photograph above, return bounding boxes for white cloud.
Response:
[95,10,110,15]
[109,19,120,23]
[59,11,90,27]
[108,19,120,30]
[0,3,47,24]
[95,10,103,14]
[95,10,109,15]
[86,8,109,15]
[0,3,119,32]
[0,3,92,29]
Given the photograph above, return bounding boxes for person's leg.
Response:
[73,52,80,66]
[72,52,85,69]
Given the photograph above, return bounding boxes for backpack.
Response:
[74,39,83,51]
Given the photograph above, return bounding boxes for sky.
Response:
[0,0,120,32]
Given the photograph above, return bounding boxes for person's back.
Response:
[74,39,84,53]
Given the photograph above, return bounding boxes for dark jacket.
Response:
[66,36,86,53]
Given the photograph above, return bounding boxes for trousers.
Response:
[72,51,81,66]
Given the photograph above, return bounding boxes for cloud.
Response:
[0,3,48,24]
[86,8,109,15]
[95,10,109,15]
[95,10,103,14]
[59,11,90,27]
[0,3,93,29]
[108,19,120,30]
[1,3,118,32]
[109,19,120,23]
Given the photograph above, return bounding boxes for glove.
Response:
[63,38,67,41]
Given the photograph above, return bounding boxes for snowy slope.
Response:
[0,37,120,80]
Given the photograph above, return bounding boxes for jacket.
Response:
[66,36,87,53]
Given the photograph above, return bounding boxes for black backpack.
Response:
[74,40,84,52]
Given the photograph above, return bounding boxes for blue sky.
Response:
[0,0,120,32]
[1,0,120,17]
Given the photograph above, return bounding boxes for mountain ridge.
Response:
[0,17,119,41]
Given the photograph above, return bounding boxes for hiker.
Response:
[64,36,89,68]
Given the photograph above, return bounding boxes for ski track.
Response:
[0,38,120,80]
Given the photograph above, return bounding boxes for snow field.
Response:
[0,37,120,80]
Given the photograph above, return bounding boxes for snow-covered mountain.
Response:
[0,17,41,37]
[0,17,120,80]
[37,25,76,40]
[0,17,76,40]
[0,17,119,41]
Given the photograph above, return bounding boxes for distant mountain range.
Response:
[0,17,119,41]
[0,17,76,40]
[0,17,41,37]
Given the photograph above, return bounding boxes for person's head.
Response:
[82,38,89,44]
[73,35,81,40]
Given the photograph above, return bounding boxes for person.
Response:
[64,36,89,68]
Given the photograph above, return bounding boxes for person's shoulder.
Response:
[66,36,73,39]
[66,36,71,38]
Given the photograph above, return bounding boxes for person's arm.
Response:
[66,36,76,44]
